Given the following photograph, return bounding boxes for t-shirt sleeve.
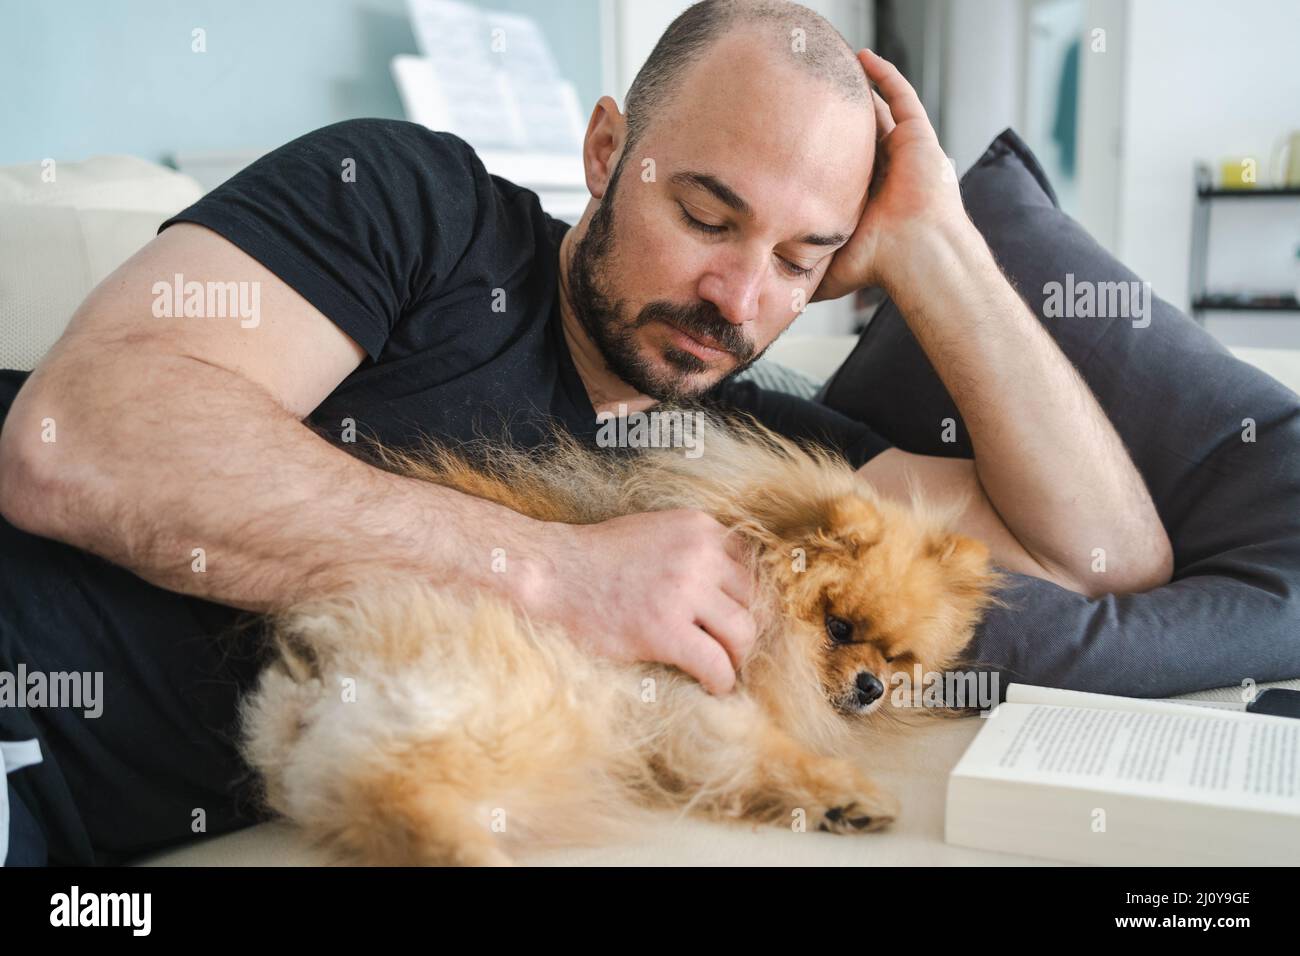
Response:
[707,379,894,469]
[157,119,484,360]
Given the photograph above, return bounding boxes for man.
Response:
[0,0,1171,864]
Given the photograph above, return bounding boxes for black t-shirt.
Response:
[157,118,892,465]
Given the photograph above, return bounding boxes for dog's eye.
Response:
[825,615,854,645]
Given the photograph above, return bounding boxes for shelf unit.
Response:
[1188,163,1300,323]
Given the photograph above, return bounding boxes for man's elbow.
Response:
[0,399,81,542]
[1,428,44,535]
[1143,538,1176,590]
[1052,537,1175,598]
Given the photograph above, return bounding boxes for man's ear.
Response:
[582,95,627,199]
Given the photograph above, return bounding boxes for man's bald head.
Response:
[623,0,870,153]
[561,0,876,404]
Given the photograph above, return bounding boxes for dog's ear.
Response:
[821,495,884,554]
[926,531,1004,603]
[930,530,987,567]
[274,626,323,683]
[926,530,985,565]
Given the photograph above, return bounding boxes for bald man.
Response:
[0,0,1170,864]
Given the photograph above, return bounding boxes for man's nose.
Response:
[698,249,766,327]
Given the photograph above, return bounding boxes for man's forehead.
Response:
[667,167,857,245]
[643,36,874,238]
[657,119,872,240]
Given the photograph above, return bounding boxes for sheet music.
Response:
[404,0,581,153]
[486,10,582,153]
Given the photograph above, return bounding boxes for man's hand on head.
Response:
[812,49,971,303]
[807,54,1174,597]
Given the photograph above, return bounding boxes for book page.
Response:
[955,702,1300,814]
[1005,682,1243,718]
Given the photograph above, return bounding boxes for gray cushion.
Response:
[733,359,820,400]
[821,129,1300,699]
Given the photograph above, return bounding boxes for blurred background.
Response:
[3,0,1299,346]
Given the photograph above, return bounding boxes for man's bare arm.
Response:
[880,231,1172,596]
[818,50,1172,597]
[0,224,555,612]
[0,223,756,693]
[856,450,1084,591]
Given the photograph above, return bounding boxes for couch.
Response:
[3,155,1297,866]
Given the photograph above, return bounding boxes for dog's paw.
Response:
[816,803,888,833]
[813,788,899,834]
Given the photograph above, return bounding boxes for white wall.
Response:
[1075,0,1127,253]
[934,0,1300,348]
[1020,0,1083,213]
[607,0,693,104]
[607,0,870,105]
[940,0,1023,173]
[936,0,1128,246]
[1116,0,1300,345]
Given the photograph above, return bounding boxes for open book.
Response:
[945,684,1300,865]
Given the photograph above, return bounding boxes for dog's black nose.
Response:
[855,672,884,707]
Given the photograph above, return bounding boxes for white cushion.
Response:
[0,154,203,212]
[1225,345,1300,397]
[0,156,202,371]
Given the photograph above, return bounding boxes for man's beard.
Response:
[565,153,766,403]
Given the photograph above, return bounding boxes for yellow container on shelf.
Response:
[1219,157,1259,189]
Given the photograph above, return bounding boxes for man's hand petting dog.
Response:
[518,510,757,696]
[813,48,972,303]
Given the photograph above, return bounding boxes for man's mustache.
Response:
[636,301,756,362]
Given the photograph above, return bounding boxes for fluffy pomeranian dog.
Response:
[239,413,1006,865]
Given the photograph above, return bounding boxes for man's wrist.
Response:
[877,217,991,307]
[484,510,566,620]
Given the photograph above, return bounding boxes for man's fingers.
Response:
[669,626,737,695]
[870,87,895,140]
[860,48,929,127]
[718,543,756,608]
[854,51,894,139]
[855,51,895,138]
[694,591,758,673]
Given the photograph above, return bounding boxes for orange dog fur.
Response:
[238,414,1006,865]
